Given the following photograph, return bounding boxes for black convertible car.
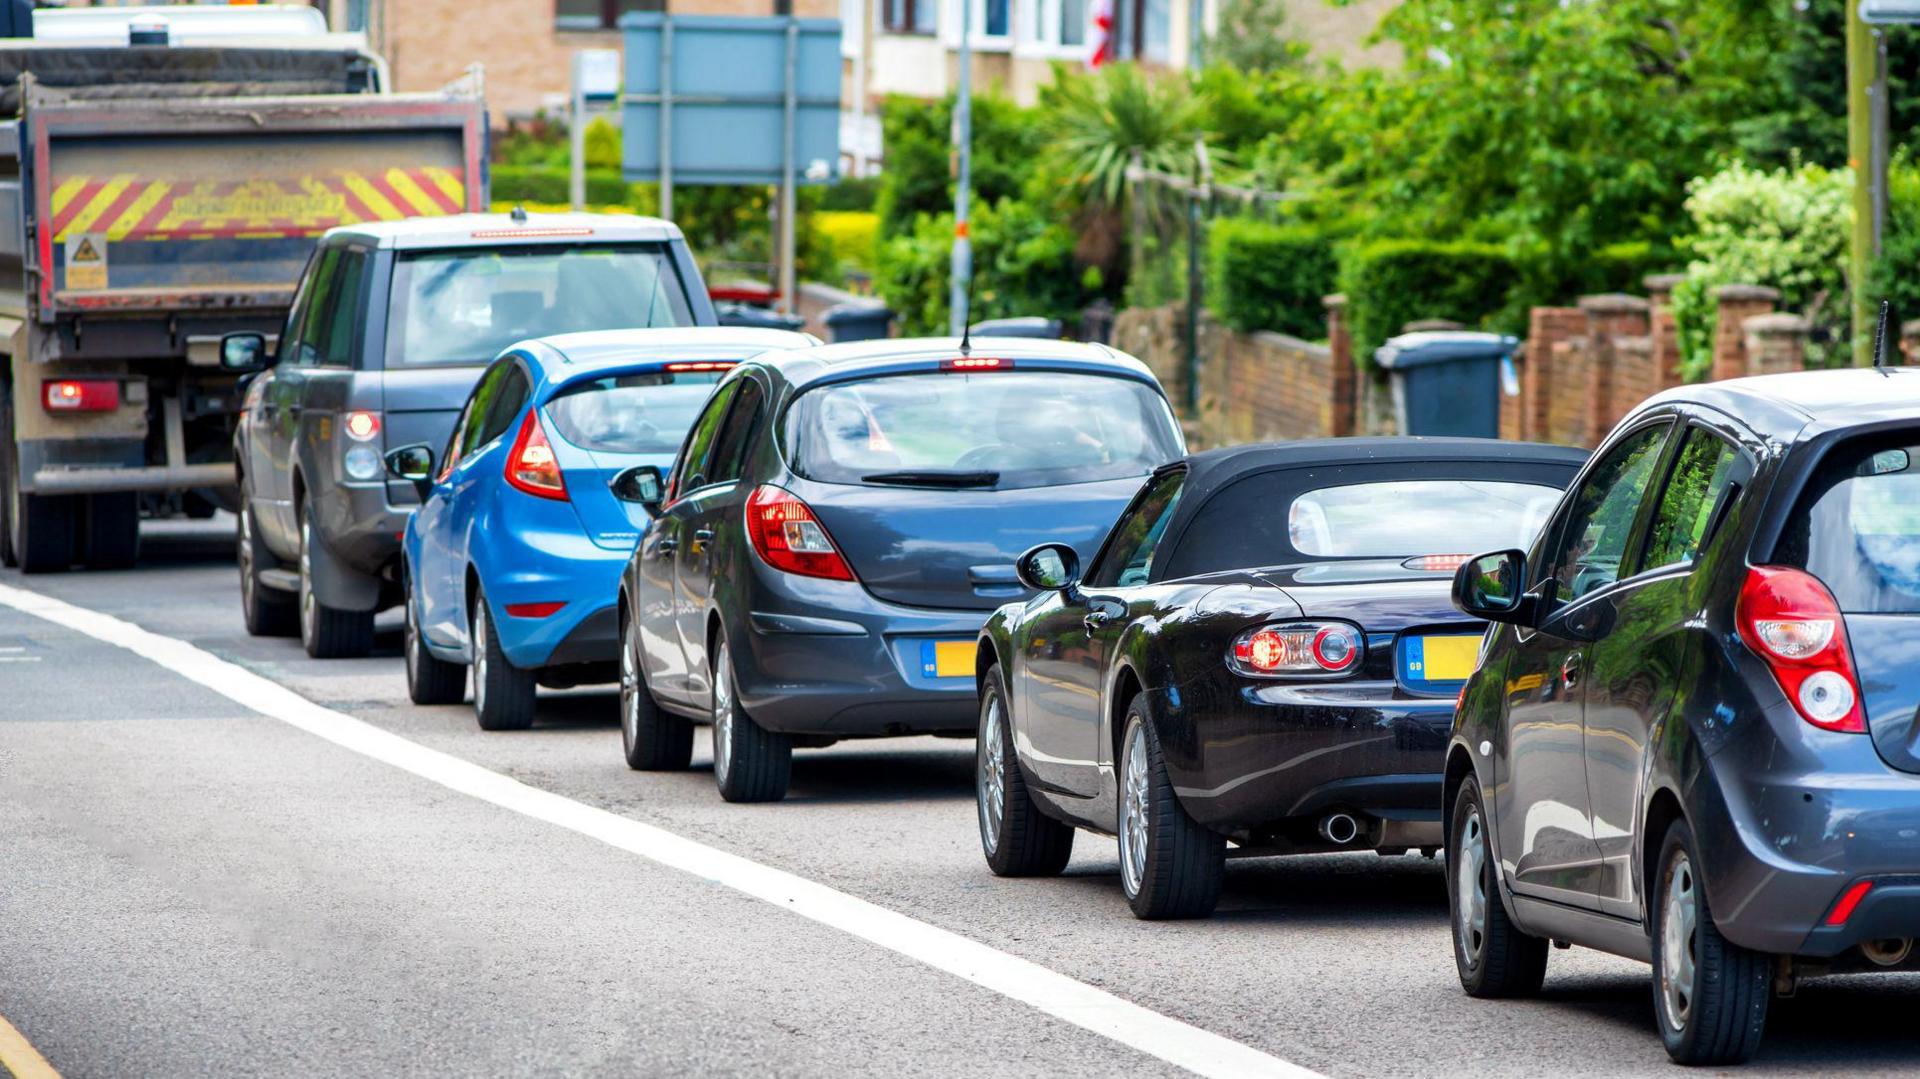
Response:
[973,438,1586,918]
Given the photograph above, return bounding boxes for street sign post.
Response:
[620,14,842,313]
[1851,1,1917,363]
[1862,1,1920,22]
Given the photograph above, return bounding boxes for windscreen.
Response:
[1289,480,1563,558]
[544,368,732,455]
[386,244,692,367]
[1775,438,1920,612]
[783,371,1182,490]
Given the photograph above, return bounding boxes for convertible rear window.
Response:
[1288,480,1563,558]
[782,371,1182,490]
[1775,437,1920,613]
[544,368,729,454]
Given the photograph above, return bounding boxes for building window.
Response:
[981,0,1009,37]
[1110,0,1167,62]
[884,0,937,33]
[1027,0,1087,51]
[557,0,664,31]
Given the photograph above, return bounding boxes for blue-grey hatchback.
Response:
[613,337,1184,802]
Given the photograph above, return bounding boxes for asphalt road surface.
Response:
[4,516,1920,1078]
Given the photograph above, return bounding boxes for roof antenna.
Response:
[958,266,979,356]
[1872,298,1899,375]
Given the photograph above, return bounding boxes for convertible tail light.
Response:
[504,411,568,501]
[745,485,854,581]
[1737,566,1865,733]
[1228,621,1363,677]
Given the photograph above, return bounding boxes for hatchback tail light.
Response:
[1228,621,1362,677]
[504,411,568,501]
[1737,566,1865,733]
[745,485,854,581]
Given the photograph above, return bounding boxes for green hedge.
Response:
[1339,239,1527,365]
[491,164,636,208]
[1207,217,1345,339]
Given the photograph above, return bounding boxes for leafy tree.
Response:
[1736,0,1920,168]
[1211,0,1306,74]
[874,93,1047,239]
[1036,62,1205,209]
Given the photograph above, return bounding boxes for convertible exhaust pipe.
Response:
[1318,812,1360,846]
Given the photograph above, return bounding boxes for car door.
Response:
[675,376,766,708]
[413,369,495,653]
[1499,421,1671,907]
[445,360,532,643]
[1018,468,1184,798]
[290,246,372,507]
[256,247,336,549]
[640,379,737,704]
[1583,416,1749,918]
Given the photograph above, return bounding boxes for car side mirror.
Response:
[220,332,270,373]
[1452,549,1534,624]
[385,443,435,496]
[1015,542,1080,593]
[610,464,665,510]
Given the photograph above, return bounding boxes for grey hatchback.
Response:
[1448,367,1920,1065]
[613,338,1183,803]
[229,212,711,658]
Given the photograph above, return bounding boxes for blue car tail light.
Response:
[505,411,569,502]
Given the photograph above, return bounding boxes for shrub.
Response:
[820,176,882,212]
[816,210,879,276]
[1206,217,1343,339]
[875,198,1094,335]
[491,165,633,207]
[1338,239,1525,365]
[1864,164,1920,350]
[875,93,1047,239]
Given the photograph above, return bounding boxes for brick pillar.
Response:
[1579,293,1652,443]
[1711,284,1779,383]
[1744,313,1809,375]
[1643,272,1685,309]
[1523,307,1584,443]
[1645,273,1685,389]
[1324,294,1354,437]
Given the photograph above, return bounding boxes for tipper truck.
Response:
[0,19,486,572]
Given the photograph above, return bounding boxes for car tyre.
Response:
[977,662,1073,876]
[1450,776,1549,998]
[298,507,372,659]
[238,490,297,637]
[710,634,790,802]
[621,613,692,771]
[470,591,537,731]
[1651,819,1769,1066]
[1117,698,1224,919]
[404,581,465,706]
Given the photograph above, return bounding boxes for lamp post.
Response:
[949,0,973,337]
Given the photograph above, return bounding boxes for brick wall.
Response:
[1110,305,1342,449]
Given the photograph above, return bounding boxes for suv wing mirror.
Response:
[1452,549,1535,625]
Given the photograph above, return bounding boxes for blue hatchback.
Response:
[390,327,816,730]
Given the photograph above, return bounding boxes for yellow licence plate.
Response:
[1414,635,1481,682]
[928,640,974,678]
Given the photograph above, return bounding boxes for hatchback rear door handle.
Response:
[1562,651,1583,688]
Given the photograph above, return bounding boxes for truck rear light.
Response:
[43,379,118,412]
[1737,566,1866,733]
[1826,880,1875,926]
[343,410,381,441]
[745,485,854,581]
[504,411,568,501]
[505,601,566,618]
[1228,621,1362,676]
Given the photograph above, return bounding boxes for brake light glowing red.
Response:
[1826,880,1875,925]
[504,411,568,501]
[940,357,1010,370]
[745,485,853,581]
[664,361,736,373]
[505,601,566,618]
[1737,566,1865,733]
[43,379,118,412]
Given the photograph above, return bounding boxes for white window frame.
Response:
[1014,0,1092,59]
[941,0,1014,52]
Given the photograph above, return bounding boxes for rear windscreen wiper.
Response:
[860,469,1000,488]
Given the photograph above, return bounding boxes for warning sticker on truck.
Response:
[49,167,468,243]
[64,232,107,290]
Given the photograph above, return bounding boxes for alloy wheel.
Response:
[1661,852,1699,1032]
[978,694,1007,854]
[299,518,317,644]
[1119,723,1150,896]
[712,641,735,782]
[1456,807,1489,967]
[238,501,256,610]
[472,605,490,717]
[620,625,640,752]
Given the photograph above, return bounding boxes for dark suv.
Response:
[229,212,712,657]
[1446,368,1920,1065]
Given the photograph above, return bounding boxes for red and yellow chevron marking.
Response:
[50,166,467,242]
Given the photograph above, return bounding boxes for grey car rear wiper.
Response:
[860,469,1001,488]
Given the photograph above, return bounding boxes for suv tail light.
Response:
[745,485,853,581]
[1737,566,1865,733]
[504,411,568,501]
[1228,621,1362,677]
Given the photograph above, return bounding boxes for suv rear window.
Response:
[1776,438,1920,612]
[387,244,692,367]
[783,371,1181,490]
[544,368,732,454]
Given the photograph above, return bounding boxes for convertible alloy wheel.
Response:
[977,693,1008,854]
[1119,723,1151,897]
[1115,704,1223,919]
[709,636,791,803]
[975,663,1072,876]
[1447,777,1547,998]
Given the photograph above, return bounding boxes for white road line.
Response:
[0,582,1320,1079]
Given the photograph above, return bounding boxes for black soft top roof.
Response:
[1152,437,1589,582]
